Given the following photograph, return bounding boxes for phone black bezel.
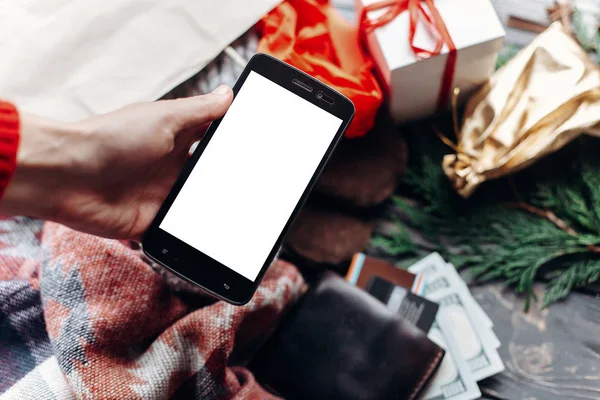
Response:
[142,53,355,305]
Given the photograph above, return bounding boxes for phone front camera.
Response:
[316,92,323,99]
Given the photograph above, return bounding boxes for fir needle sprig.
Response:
[372,135,600,309]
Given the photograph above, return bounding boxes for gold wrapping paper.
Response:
[443,22,600,198]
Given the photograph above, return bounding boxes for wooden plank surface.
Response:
[473,283,600,400]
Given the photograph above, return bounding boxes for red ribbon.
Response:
[360,0,457,112]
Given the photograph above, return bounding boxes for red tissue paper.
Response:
[257,0,383,138]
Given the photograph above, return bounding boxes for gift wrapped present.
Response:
[443,22,600,198]
[358,0,505,122]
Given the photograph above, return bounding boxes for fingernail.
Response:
[213,85,230,95]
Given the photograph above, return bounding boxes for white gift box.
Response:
[358,0,505,122]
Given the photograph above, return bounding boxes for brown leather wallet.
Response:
[250,272,444,400]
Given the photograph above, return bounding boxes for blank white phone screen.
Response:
[160,71,343,281]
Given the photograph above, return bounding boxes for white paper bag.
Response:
[0,0,280,121]
[360,0,505,122]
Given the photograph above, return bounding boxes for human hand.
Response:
[2,86,233,239]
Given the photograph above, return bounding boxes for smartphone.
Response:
[142,54,355,305]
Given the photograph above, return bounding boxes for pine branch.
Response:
[503,202,578,236]
[370,221,417,257]
[375,133,600,308]
[543,260,600,307]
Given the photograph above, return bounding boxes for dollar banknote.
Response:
[423,273,500,348]
[427,288,505,381]
[422,314,481,400]
[409,253,505,381]
[408,254,497,340]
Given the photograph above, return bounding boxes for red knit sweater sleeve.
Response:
[0,101,20,199]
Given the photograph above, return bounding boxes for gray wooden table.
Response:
[472,283,600,400]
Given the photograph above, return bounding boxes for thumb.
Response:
[169,85,233,130]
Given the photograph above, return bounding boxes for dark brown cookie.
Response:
[315,125,407,208]
[285,204,375,265]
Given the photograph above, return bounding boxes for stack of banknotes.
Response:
[409,253,505,400]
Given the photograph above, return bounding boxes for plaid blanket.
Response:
[0,217,305,399]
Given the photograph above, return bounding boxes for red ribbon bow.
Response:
[360,0,457,111]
